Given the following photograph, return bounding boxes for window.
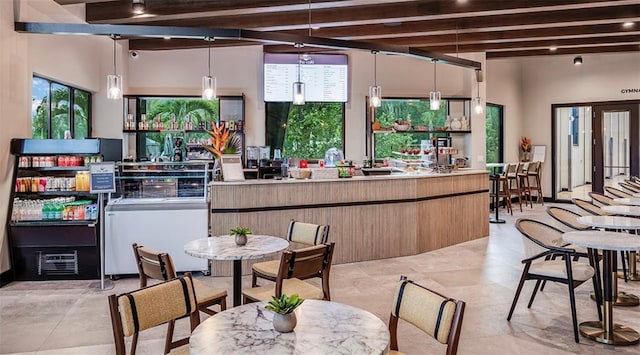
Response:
[485,103,504,164]
[265,102,344,159]
[31,76,91,139]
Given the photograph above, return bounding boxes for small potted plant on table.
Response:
[265,294,304,333]
[230,226,251,246]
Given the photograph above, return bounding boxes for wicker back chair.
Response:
[572,198,611,216]
[588,192,614,206]
[605,186,631,198]
[619,182,640,194]
[546,207,591,231]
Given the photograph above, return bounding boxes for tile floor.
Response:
[1,202,639,354]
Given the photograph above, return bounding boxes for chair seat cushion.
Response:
[243,278,324,302]
[251,260,280,278]
[530,260,594,281]
[193,279,227,303]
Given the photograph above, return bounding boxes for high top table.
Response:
[185,235,289,307]
[189,300,390,354]
[577,215,640,304]
[563,231,640,345]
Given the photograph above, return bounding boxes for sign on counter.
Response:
[90,162,116,193]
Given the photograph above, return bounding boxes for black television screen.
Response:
[263,53,348,102]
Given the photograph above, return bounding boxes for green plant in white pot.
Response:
[265,294,304,333]
[230,226,251,246]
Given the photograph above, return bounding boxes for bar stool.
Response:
[516,162,533,208]
[490,170,513,215]
[527,161,543,205]
[505,163,523,212]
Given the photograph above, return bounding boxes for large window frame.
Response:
[31,76,92,139]
[485,103,504,164]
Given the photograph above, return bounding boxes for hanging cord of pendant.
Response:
[433,59,437,90]
[373,51,377,86]
[308,0,312,36]
[207,37,212,76]
[455,25,459,58]
[111,34,117,74]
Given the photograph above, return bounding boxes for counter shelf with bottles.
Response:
[6,138,122,282]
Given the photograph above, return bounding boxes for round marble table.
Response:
[190,300,390,354]
[185,235,289,307]
[563,231,640,346]
[602,205,640,217]
[613,197,640,206]
[577,215,640,284]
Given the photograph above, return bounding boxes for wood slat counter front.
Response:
[208,170,489,276]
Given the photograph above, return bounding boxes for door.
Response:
[592,104,639,193]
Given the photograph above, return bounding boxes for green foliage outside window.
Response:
[373,99,448,159]
[31,76,91,139]
[485,104,503,164]
[281,103,344,159]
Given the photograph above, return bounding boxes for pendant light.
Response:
[132,0,146,15]
[369,50,381,108]
[473,69,483,114]
[292,43,305,105]
[429,59,441,110]
[202,37,217,100]
[106,35,122,100]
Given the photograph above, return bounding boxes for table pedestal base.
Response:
[489,218,506,224]
[590,291,639,306]
[579,321,640,345]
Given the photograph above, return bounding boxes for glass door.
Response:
[592,103,639,193]
[553,106,592,201]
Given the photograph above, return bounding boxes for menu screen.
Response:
[264,53,348,102]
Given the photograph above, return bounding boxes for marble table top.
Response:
[184,235,289,261]
[577,215,640,230]
[190,300,390,355]
[613,197,640,206]
[602,205,640,217]
[563,231,640,251]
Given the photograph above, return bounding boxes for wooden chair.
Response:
[605,186,631,198]
[619,182,640,194]
[108,273,200,355]
[527,161,544,204]
[588,192,614,206]
[490,172,513,215]
[243,242,335,304]
[509,219,597,343]
[516,162,533,207]
[388,276,465,355]
[572,198,611,216]
[251,220,330,287]
[132,243,227,316]
[546,206,591,231]
[505,163,523,212]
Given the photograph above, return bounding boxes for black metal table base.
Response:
[489,175,505,224]
[233,259,242,307]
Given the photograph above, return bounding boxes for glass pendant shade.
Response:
[107,74,122,100]
[369,85,382,107]
[293,81,305,105]
[474,97,483,114]
[202,75,216,100]
[429,91,441,110]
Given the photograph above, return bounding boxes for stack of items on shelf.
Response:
[11,197,98,222]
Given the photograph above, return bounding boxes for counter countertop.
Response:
[210,169,487,186]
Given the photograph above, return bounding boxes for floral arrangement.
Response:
[520,136,532,152]
[203,124,242,159]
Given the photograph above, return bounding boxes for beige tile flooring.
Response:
[1,203,640,354]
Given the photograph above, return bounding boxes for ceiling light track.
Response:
[14,21,482,71]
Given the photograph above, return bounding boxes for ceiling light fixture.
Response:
[473,69,483,114]
[292,43,305,105]
[132,0,146,15]
[107,34,122,100]
[549,47,557,51]
[369,50,381,108]
[573,56,583,65]
[202,37,217,100]
[429,60,441,110]
[622,21,635,28]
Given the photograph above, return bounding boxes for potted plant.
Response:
[265,294,304,333]
[230,226,251,246]
[520,136,532,162]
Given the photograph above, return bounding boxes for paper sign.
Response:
[90,162,116,193]
[220,154,245,182]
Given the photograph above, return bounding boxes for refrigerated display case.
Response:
[104,161,211,275]
[7,138,122,281]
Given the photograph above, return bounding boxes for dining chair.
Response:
[251,220,330,287]
[242,242,335,304]
[546,207,591,231]
[508,219,597,343]
[388,276,465,355]
[132,243,227,316]
[605,186,631,198]
[588,192,614,206]
[619,182,640,194]
[572,198,611,216]
[108,273,200,355]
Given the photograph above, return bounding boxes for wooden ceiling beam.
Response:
[487,44,640,58]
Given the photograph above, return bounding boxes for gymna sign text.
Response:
[621,88,640,94]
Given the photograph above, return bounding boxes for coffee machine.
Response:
[172,137,185,162]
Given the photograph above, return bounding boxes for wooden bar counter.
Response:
[208,170,489,276]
